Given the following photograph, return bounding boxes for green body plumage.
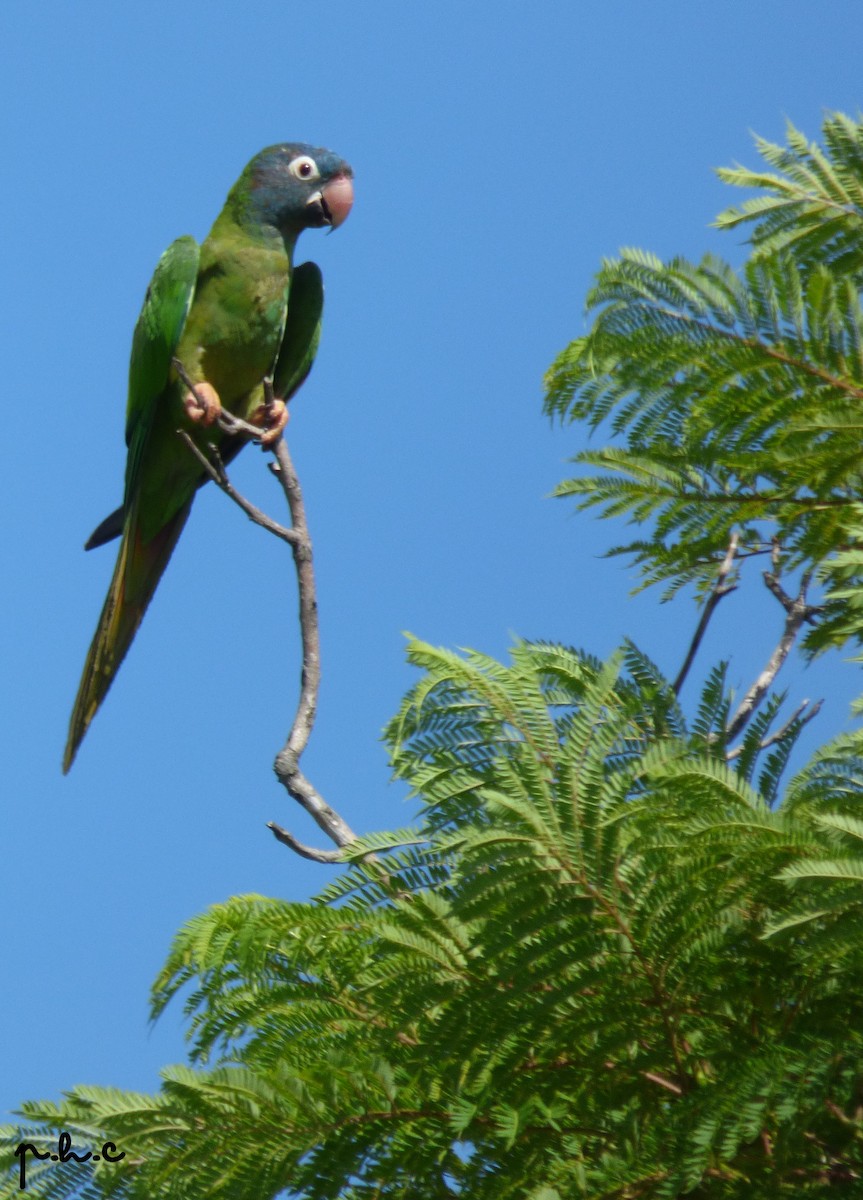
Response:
[64,144,351,772]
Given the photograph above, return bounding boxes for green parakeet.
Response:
[63,143,354,772]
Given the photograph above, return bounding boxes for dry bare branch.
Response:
[673,532,739,695]
[176,431,297,544]
[267,430,359,850]
[175,370,359,860]
[266,821,344,862]
[726,698,824,761]
[726,556,821,744]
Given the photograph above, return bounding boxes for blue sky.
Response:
[3,0,863,1131]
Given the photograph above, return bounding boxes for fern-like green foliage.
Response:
[545,113,863,651]
[716,113,863,275]
[6,114,863,1200]
[4,639,863,1198]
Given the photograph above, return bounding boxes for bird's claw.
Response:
[252,398,289,446]
[183,381,222,427]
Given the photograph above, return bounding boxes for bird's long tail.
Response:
[63,501,193,773]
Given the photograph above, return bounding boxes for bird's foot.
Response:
[251,398,289,446]
[183,381,222,427]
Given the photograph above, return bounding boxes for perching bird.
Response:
[63,143,354,772]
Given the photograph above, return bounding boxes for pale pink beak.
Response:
[321,172,354,228]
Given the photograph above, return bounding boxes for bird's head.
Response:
[241,143,354,237]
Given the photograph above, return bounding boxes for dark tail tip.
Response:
[84,504,125,551]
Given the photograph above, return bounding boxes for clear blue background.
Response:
[3,0,862,1127]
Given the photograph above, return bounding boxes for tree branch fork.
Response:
[673,531,824,756]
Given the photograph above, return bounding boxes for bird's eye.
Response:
[289,155,320,181]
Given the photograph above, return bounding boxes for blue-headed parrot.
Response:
[63,143,353,771]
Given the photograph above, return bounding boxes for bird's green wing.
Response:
[273,261,324,401]
[84,236,199,551]
[124,234,200,497]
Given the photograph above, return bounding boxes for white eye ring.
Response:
[289,155,320,182]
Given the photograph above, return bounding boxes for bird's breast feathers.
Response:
[176,241,291,411]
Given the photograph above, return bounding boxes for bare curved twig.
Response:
[176,373,358,860]
[266,822,344,862]
[176,431,297,544]
[673,533,739,695]
[267,432,359,850]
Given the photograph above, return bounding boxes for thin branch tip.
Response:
[674,533,739,695]
[266,822,343,863]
